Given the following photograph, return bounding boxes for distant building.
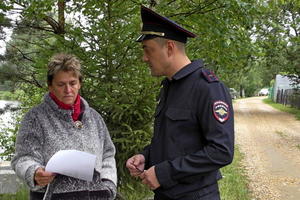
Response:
[273,75,294,101]
[272,75,300,108]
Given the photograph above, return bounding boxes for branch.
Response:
[149,0,157,8]
[9,1,64,34]
[43,16,64,34]
[167,0,176,6]
[30,72,44,88]
[1,65,44,88]
[115,45,132,69]
[6,43,35,62]
[57,0,65,34]
[14,20,55,33]
[169,3,226,18]
[16,73,44,88]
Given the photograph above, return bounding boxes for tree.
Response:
[1,1,158,198]
[253,0,300,88]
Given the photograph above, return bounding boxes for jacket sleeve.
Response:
[140,144,151,169]
[155,81,234,188]
[98,115,118,187]
[11,110,45,191]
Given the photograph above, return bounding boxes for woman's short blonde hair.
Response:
[47,53,82,86]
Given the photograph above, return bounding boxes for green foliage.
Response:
[1,1,158,199]
[0,111,19,161]
[0,62,17,91]
[0,1,12,43]
[0,91,16,100]
[0,88,45,161]
[154,1,259,82]
[6,86,47,160]
[253,0,300,87]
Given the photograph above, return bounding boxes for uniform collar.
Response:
[172,59,204,81]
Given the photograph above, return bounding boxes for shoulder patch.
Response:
[213,101,229,123]
[201,69,219,83]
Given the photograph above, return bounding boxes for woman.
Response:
[11,53,117,200]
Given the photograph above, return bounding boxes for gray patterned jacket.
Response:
[11,93,117,197]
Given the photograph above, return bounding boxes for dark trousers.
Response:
[30,190,112,200]
[154,184,221,200]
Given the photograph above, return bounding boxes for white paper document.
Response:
[45,150,96,182]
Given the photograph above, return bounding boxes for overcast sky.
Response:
[0,27,13,55]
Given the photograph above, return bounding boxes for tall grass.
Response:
[15,186,29,200]
[219,147,252,200]
[263,98,300,120]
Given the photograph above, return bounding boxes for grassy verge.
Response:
[0,185,29,200]
[219,146,252,200]
[263,98,300,120]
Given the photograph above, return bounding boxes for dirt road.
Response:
[234,97,300,200]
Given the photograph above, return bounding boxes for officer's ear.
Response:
[166,40,176,57]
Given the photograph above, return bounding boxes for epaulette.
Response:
[201,69,219,83]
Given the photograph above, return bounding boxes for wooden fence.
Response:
[276,89,300,109]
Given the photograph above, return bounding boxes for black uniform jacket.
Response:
[141,59,234,199]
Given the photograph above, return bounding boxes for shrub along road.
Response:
[234,97,300,200]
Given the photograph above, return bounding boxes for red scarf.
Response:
[50,92,81,121]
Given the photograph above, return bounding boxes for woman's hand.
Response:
[34,167,56,186]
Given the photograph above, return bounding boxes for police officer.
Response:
[126,5,234,200]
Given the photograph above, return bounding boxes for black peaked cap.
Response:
[136,5,197,43]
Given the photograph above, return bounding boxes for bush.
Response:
[0,91,16,101]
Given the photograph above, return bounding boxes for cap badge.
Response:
[213,101,229,123]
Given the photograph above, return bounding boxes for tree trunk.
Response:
[57,0,65,35]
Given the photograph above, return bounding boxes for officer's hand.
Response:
[140,166,160,190]
[34,167,56,186]
[126,154,145,177]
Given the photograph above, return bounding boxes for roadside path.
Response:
[234,97,300,200]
